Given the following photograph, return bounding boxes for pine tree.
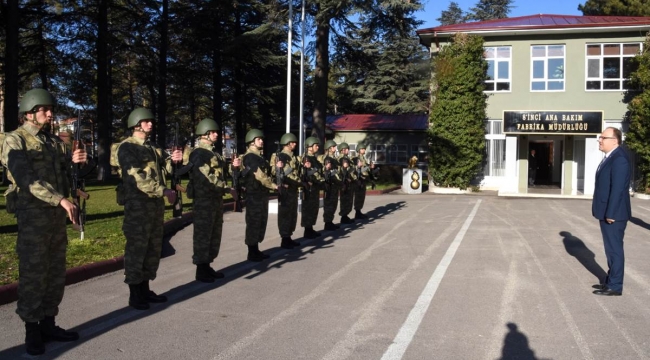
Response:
[467,0,513,21]
[437,2,464,26]
[578,0,650,16]
[428,33,487,189]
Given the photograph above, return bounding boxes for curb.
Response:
[0,189,394,306]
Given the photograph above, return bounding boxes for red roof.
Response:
[327,114,428,131]
[417,14,650,34]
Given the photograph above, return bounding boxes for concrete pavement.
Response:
[2,192,650,359]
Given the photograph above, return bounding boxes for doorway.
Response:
[528,141,555,187]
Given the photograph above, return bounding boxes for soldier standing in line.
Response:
[351,142,373,220]
[188,118,241,283]
[235,129,281,262]
[319,140,341,231]
[270,133,303,249]
[2,88,87,355]
[116,107,183,310]
[337,142,357,224]
[300,137,324,238]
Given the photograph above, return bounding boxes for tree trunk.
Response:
[212,12,223,154]
[157,0,168,148]
[312,9,330,152]
[96,0,111,181]
[4,0,19,132]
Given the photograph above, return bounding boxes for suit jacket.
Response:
[592,146,631,221]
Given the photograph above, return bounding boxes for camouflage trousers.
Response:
[339,187,354,217]
[123,197,165,284]
[323,184,340,223]
[16,207,68,323]
[354,183,367,211]
[192,196,224,265]
[245,191,269,245]
[301,186,320,227]
[278,188,298,237]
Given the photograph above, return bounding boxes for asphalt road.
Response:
[2,192,650,360]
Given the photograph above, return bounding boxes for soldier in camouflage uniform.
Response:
[270,133,303,248]
[2,88,87,355]
[188,118,241,283]
[337,142,358,224]
[300,137,324,238]
[351,142,374,219]
[235,129,281,262]
[319,140,342,231]
[116,107,183,310]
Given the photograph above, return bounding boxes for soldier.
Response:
[270,133,303,248]
[300,137,324,238]
[188,118,241,283]
[2,88,87,355]
[319,140,341,231]
[337,142,357,224]
[351,142,374,219]
[235,129,281,262]
[116,107,183,310]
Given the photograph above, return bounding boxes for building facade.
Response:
[418,15,650,196]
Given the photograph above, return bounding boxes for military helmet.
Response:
[357,142,366,150]
[338,142,349,151]
[128,107,155,128]
[19,88,55,113]
[280,133,298,145]
[245,129,264,144]
[305,137,319,147]
[324,140,337,150]
[196,118,219,135]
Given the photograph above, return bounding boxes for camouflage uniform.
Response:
[242,144,276,246]
[338,154,358,220]
[2,124,71,323]
[352,154,371,216]
[300,151,323,229]
[270,149,301,240]
[319,153,341,224]
[117,136,172,285]
[188,141,227,265]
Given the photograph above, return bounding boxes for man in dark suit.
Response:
[528,149,538,186]
[592,127,631,296]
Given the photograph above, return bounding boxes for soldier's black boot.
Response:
[281,237,296,249]
[128,284,150,310]
[196,264,215,283]
[304,226,321,239]
[247,245,264,262]
[256,244,271,259]
[25,322,45,355]
[40,316,79,342]
[341,215,355,224]
[207,266,225,279]
[141,281,167,303]
[324,222,338,231]
[355,210,368,220]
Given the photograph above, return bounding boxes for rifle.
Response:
[171,123,189,218]
[274,141,287,206]
[340,158,351,194]
[370,161,380,190]
[231,147,243,212]
[71,110,90,240]
[301,164,317,202]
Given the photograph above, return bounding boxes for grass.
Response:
[0,178,399,286]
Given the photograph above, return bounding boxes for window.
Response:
[367,144,386,164]
[388,144,408,164]
[411,144,428,163]
[484,47,511,92]
[349,143,357,158]
[483,120,506,176]
[531,45,565,91]
[586,43,641,91]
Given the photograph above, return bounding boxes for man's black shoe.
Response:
[208,267,225,279]
[196,264,216,283]
[592,284,606,290]
[341,216,355,224]
[593,287,622,296]
[281,237,296,249]
[354,211,368,220]
[324,222,338,231]
[141,281,168,303]
[40,316,79,343]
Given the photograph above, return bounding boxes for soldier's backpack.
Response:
[110,142,126,205]
[0,131,26,213]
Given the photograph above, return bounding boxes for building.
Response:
[417,14,650,196]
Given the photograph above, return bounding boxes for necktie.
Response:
[597,156,607,172]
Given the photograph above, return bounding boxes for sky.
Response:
[417,0,585,29]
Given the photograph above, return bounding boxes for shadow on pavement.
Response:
[499,322,548,360]
[630,216,650,231]
[561,231,606,284]
[0,201,407,359]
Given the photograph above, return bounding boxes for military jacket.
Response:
[351,153,371,180]
[241,145,275,193]
[1,124,71,209]
[117,136,172,201]
[301,152,325,188]
[270,148,301,189]
[318,152,342,184]
[189,141,228,197]
[337,154,358,182]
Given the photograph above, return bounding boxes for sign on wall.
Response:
[502,110,603,135]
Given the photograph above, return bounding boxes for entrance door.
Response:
[529,141,553,186]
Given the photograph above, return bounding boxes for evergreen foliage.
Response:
[467,0,514,21]
[437,2,465,25]
[428,33,487,189]
[578,0,650,16]
[624,33,650,192]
